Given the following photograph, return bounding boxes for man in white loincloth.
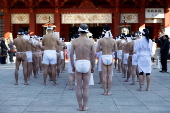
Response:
[70,24,95,111]
[42,26,60,86]
[97,25,117,95]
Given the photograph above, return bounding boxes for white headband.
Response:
[104,30,113,38]
[78,27,89,32]
[18,32,24,35]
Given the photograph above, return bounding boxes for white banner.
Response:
[61,13,112,24]
[120,13,138,23]
[11,14,29,24]
[36,14,54,24]
[145,8,164,18]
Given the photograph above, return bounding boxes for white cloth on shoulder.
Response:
[75,60,91,73]
[123,53,129,64]
[26,51,33,62]
[42,50,57,65]
[102,55,113,65]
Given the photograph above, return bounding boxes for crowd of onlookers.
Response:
[0,37,15,64]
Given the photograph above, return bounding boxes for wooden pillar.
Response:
[153,23,160,39]
[164,8,170,36]
[114,10,120,37]
[55,8,60,37]
[139,7,145,32]
[4,9,11,38]
[29,8,35,36]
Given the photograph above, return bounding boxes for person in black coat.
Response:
[0,37,8,64]
[159,35,169,72]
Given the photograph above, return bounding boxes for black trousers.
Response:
[1,56,7,64]
[161,54,168,71]
[8,51,14,62]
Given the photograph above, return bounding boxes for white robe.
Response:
[134,36,152,73]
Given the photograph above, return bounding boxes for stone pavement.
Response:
[0,60,170,113]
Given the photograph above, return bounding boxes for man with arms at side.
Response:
[97,25,117,95]
[70,24,95,111]
[13,28,32,85]
[42,26,60,86]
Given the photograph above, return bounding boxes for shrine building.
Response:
[0,0,170,41]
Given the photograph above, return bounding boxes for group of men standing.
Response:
[13,24,154,111]
[13,27,66,85]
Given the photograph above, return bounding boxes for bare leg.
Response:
[39,55,43,72]
[107,64,113,95]
[35,54,39,77]
[14,58,21,85]
[69,73,74,90]
[138,74,143,91]
[117,59,122,73]
[57,54,61,78]
[27,62,32,80]
[146,75,150,91]
[98,71,102,84]
[130,65,137,85]
[48,65,52,81]
[51,64,58,85]
[22,59,29,85]
[75,71,83,111]
[82,70,91,111]
[102,63,107,95]
[42,64,48,85]
[114,57,117,69]
[123,64,127,78]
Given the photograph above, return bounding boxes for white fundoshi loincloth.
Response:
[26,51,33,62]
[102,55,113,65]
[75,60,91,73]
[60,51,64,59]
[117,50,122,59]
[42,50,57,65]
[123,53,129,64]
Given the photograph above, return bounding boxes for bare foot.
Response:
[77,106,83,111]
[124,80,129,82]
[130,83,135,85]
[14,82,18,85]
[107,92,113,96]
[82,107,89,111]
[34,76,38,78]
[146,88,150,91]
[102,92,107,95]
[42,83,46,86]
[24,82,30,85]
[117,71,121,73]
[137,88,142,91]
[53,82,59,86]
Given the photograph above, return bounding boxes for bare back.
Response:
[117,40,123,50]
[13,38,29,52]
[123,42,130,53]
[97,38,117,55]
[72,37,94,61]
[42,34,59,50]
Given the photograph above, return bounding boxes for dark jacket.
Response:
[1,40,8,55]
[160,39,169,55]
